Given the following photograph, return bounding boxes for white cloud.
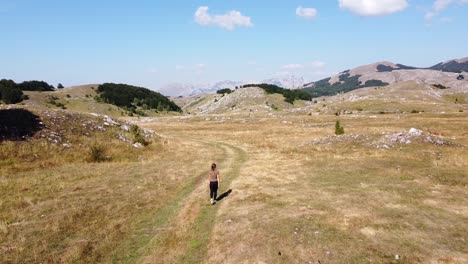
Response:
[309,61,326,68]
[194,6,253,30]
[339,0,408,16]
[296,6,318,19]
[434,0,453,11]
[281,64,304,70]
[425,0,468,20]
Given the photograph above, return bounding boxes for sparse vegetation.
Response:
[47,95,67,109]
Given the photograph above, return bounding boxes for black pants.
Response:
[210,181,218,200]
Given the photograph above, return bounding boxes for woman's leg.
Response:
[210,182,214,199]
[213,181,218,201]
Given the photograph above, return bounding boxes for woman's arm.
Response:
[217,172,220,183]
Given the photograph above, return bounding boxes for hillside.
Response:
[173,87,308,115]
[302,80,468,115]
[303,58,468,97]
[171,80,467,117]
[20,84,181,117]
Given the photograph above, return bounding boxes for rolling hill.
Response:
[303,57,468,97]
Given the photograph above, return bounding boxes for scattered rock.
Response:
[408,128,422,136]
[133,142,143,148]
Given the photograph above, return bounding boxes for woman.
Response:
[208,163,220,205]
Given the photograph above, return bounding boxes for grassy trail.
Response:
[116,135,247,263]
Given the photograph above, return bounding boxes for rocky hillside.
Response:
[303,58,467,98]
[173,87,301,115]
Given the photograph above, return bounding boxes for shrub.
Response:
[411,110,420,114]
[335,120,344,135]
[88,145,109,162]
[1,87,23,104]
[130,124,150,146]
[130,124,140,135]
[134,134,150,146]
[432,84,448,89]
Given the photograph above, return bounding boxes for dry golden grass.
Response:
[143,111,467,264]
[1,84,467,263]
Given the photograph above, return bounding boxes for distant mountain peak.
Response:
[263,74,305,89]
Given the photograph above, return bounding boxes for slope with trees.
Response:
[96,83,182,113]
[242,83,312,103]
[302,73,389,98]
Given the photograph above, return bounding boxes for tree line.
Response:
[242,83,312,104]
[0,79,59,104]
[96,83,182,113]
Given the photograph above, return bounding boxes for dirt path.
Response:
[136,137,247,263]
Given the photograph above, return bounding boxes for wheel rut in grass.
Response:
[138,137,247,264]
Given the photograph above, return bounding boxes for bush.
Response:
[0,87,23,104]
[134,134,150,146]
[130,124,150,146]
[335,120,344,135]
[130,124,139,135]
[88,145,109,162]
[432,84,448,89]
[47,96,66,108]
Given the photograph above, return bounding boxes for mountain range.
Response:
[159,57,467,97]
[158,76,306,97]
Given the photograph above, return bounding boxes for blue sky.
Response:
[1,0,467,91]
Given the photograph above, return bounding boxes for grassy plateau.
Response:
[1,82,467,263]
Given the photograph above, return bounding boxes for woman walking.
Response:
[208,163,220,205]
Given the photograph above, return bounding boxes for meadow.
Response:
[1,106,467,263]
